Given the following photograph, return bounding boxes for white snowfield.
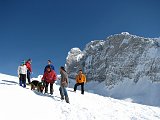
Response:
[0,73,160,120]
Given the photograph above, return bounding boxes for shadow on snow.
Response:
[0,80,18,85]
[32,90,61,102]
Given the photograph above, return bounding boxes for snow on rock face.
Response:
[66,33,160,87]
[65,48,84,78]
[121,32,130,35]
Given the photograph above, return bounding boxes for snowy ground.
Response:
[0,73,160,120]
[69,77,160,107]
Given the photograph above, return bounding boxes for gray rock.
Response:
[65,32,160,87]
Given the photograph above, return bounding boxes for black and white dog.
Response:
[31,80,44,93]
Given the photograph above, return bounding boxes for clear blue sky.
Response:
[0,0,160,77]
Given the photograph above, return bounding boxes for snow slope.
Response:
[81,79,160,107]
[0,73,160,120]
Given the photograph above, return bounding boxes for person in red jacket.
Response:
[41,66,57,95]
[25,58,32,84]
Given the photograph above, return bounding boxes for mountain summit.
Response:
[66,32,160,87]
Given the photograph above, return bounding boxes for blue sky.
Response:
[0,0,160,77]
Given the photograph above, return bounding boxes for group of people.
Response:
[17,59,87,103]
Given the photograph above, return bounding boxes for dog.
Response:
[31,80,44,93]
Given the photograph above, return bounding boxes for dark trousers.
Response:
[74,82,84,94]
[45,82,53,94]
[27,70,31,84]
[19,74,26,88]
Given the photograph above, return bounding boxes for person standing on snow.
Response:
[74,69,86,94]
[41,66,57,95]
[17,60,27,88]
[44,59,55,73]
[25,58,32,84]
[59,66,69,103]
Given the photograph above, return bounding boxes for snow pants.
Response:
[45,82,53,94]
[19,74,26,88]
[74,82,84,94]
[27,70,31,84]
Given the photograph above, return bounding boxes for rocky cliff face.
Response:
[66,32,160,88]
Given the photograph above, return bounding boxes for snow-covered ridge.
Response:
[66,32,160,85]
[65,32,160,106]
[121,32,130,35]
[66,32,160,83]
[66,47,83,62]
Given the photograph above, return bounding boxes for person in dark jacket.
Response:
[59,66,69,103]
[42,66,57,95]
[25,58,32,84]
[44,60,55,73]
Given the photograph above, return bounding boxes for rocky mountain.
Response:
[65,32,160,88]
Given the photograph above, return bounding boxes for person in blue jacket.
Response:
[44,60,55,73]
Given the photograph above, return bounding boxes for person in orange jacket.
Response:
[74,69,86,94]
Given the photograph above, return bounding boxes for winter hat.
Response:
[21,60,25,65]
[27,58,31,62]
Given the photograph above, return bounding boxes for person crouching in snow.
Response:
[74,69,86,94]
[41,66,57,95]
[59,66,69,103]
[17,60,27,88]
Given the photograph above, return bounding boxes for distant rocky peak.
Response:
[66,33,160,87]
[121,32,130,35]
